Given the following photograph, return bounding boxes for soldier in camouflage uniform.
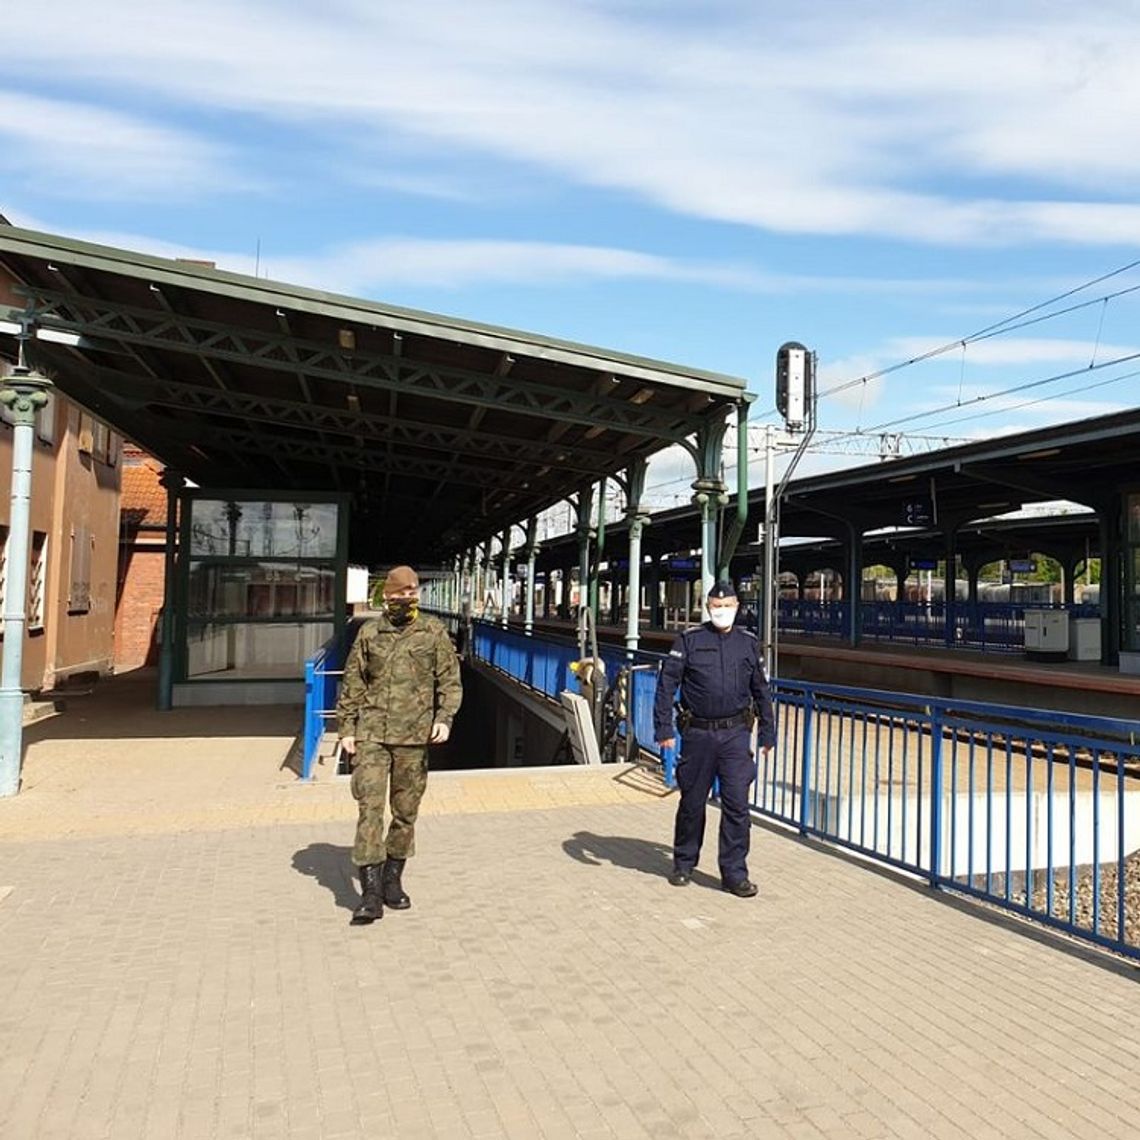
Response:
[337,565,462,925]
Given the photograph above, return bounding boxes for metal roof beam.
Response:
[21,288,707,441]
[156,422,541,490]
[86,367,621,477]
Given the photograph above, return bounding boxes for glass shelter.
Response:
[173,490,349,705]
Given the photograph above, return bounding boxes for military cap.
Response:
[707,580,737,600]
[383,565,420,595]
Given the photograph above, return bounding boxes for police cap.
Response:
[707,580,737,600]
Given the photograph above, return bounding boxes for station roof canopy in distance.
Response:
[534,405,1140,570]
[775,408,1140,539]
[0,225,748,566]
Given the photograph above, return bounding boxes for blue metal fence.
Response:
[470,622,1140,960]
[764,680,1140,958]
[782,599,1100,652]
[300,623,352,780]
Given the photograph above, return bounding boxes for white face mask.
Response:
[709,608,736,630]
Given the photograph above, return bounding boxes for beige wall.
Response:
[0,382,121,691]
[1,265,123,691]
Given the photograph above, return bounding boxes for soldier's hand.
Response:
[429,723,451,744]
[658,737,676,751]
[340,735,356,755]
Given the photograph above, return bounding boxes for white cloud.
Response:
[3,214,995,302]
[0,213,779,292]
[0,91,240,198]
[7,1,1140,244]
[262,238,768,293]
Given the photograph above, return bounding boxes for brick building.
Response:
[115,447,170,673]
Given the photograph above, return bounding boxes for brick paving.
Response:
[0,674,1139,1138]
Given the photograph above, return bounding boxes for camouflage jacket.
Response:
[336,613,462,745]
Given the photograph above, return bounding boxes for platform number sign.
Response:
[903,498,934,526]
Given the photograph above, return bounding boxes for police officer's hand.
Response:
[340,735,356,755]
[657,737,676,751]
[429,722,451,744]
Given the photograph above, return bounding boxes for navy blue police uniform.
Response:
[653,591,777,893]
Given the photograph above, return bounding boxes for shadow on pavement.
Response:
[562,830,719,887]
[292,842,359,912]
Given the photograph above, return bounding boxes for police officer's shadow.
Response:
[561,830,720,888]
[291,843,359,913]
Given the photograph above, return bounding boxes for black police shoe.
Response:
[722,878,759,898]
[668,869,692,886]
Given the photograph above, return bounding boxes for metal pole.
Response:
[156,469,184,711]
[0,363,52,798]
[524,549,537,635]
[500,531,510,629]
[590,479,606,625]
[576,484,594,652]
[524,518,538,636]
[625,515,648,654]
[691,483,725,619]
[762,423,776,677]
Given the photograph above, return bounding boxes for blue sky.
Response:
[3,0,1140,510]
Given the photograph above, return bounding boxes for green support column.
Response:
[689,413,729,612]
[844,520,864,647]
[623,460,649,655]
[0,361,52,798]
[523,517,539,636]
[499,530,511,629]
[590,481,607,624]
[575,484,594,621]
[156,469,185,712]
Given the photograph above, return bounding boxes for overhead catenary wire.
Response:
[887,364,1140,433]
[817,259,1140,402]
[857,350,1140,435]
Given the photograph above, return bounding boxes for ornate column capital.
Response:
[0,365,52,426]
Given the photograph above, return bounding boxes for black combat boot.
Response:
[351,863,383,924]
[381,857,411,910]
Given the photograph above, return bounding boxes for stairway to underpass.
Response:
[313,656,581,775]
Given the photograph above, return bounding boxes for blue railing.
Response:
[300,622,353,779]
[763,680,1140,959]
[469,619,678,774]
[781,599,1101,652]
[472,622,1139,960]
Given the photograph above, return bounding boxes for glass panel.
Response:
[189,499,339,558]
[185,621,334,680]
[1133,549,1140,598]
[187,561,337,619]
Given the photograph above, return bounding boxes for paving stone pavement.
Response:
[1,675,1139,1139]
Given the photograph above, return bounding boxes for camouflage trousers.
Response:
[350,742,429,866]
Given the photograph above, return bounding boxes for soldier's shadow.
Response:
[292,843,359,912]
[561,830,719,888]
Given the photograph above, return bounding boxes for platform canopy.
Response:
[0,225,748,566]
[535,406,1140,570]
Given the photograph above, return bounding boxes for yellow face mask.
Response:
[386,598,419,627]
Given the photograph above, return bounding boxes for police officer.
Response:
[653,580,776,896]
[337,565,462,925]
